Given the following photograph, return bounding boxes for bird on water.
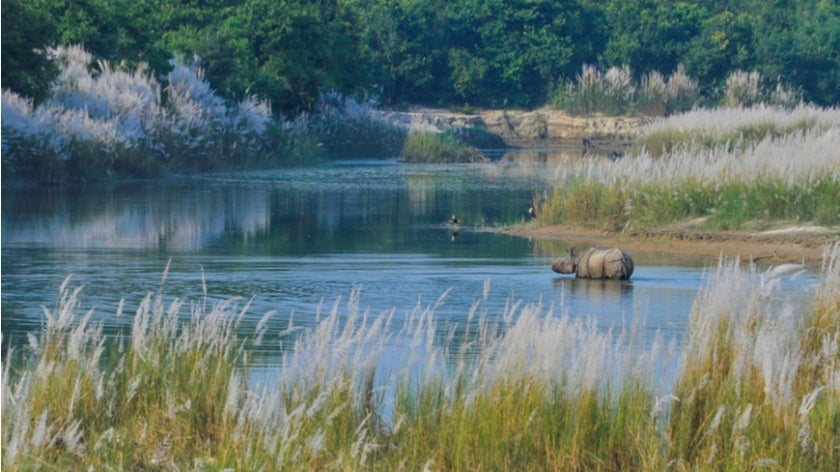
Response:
[449,215,460,240]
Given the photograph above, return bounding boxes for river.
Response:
[0,150,818,365]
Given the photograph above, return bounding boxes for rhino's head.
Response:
[551,248,577,274]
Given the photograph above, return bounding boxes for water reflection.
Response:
[552,277,634,303]
[1,153,821,369]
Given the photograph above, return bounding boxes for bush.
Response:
[304,91,407,159]
[401,131,486,163]
[2,45,390,185]
[441,126,506,149]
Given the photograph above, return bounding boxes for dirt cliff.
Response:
[378,107,651,147]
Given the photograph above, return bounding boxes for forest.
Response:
[4,0,839,114]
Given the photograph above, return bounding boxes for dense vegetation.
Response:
[4,246,839,470]
[537,106,840,230]
[4,0,839,114]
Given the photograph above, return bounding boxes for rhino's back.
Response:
[576,247,634,280]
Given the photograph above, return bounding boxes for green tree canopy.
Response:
[2,0,838,112]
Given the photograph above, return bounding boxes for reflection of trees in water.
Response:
[405,172,439,216]
[3,184,271,250]
[3,162,545,255]
[495,148,619,166]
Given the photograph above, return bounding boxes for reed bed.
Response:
[401,131,486,163]
[3,245,839,470]
[1,45,404,185]
[553,65,801,117]
[538,106,840,230]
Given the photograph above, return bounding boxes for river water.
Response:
[1,150,819,365]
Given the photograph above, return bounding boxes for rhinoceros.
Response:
[552,247,634,280]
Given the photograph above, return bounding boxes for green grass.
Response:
[535,106,840,232]
[537,176,840,231]
[4,245,839,470]
[401,130,486,163]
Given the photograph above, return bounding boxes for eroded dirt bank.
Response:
[378,106,650,147]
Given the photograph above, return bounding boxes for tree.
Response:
[603,0,706,76]
[684,10,754,96]
[447,0,575,107]
[351,0,453,106]
[1,0,58,103]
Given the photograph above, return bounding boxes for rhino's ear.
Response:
[570,247,576,258]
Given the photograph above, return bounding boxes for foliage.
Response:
[4,245,840,470]
[1,0,59,104]
[1,46,324,185]
[442,127,507,149]
[3,0,839,113]
[302,91,407,159]
[401,131,486,163]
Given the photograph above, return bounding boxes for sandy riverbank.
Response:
[504,223,840,266]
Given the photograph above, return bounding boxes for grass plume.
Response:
[2,45,406,185]
[537,106,840,231]
[4,243,839,470]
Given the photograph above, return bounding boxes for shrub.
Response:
[401,131,486,163]
[2,45,370,185]
[441,126,506,149]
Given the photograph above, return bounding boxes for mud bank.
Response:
[378,107,650,147]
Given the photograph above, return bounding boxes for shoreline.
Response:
[378,106,650,147]
[502,223,840,266]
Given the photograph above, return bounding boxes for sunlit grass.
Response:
[636,105,834,157]
[668,244,840,470]
[536,106,840,231]
[552,64,700,117]
[4,245,839,470]
[553,66,801,118]
[1,45,405,185]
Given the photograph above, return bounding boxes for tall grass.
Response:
[553,65,802,117]
[303,91,407,159]
[4,245,839,470]
[668,244,840,470]
[538,106,840,230]
[401,130,486,163]
[1,45,406,185]
[636,105,837,157]
[1,45,311,184]
[553,64,700,117]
